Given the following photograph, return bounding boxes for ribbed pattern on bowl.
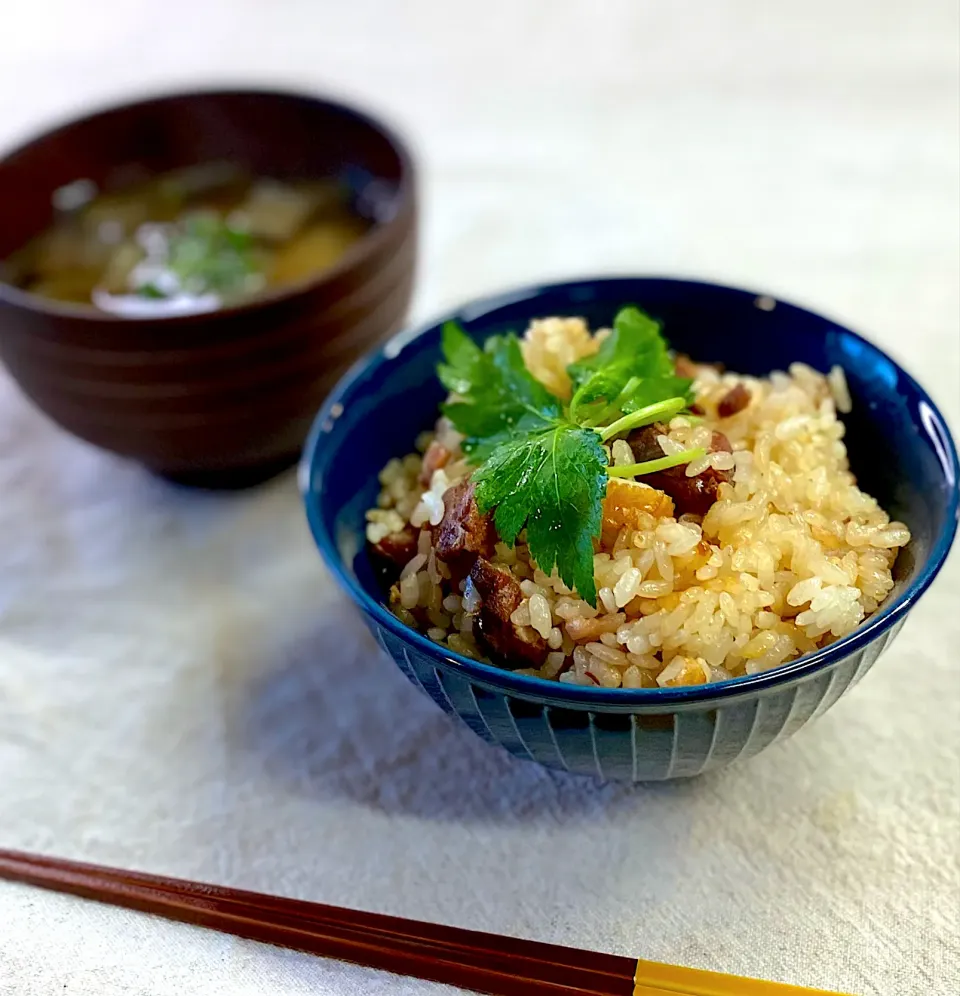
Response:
[371,617,905,781]
[0,90,417,481]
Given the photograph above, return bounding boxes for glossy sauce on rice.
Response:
[365,317,910,688]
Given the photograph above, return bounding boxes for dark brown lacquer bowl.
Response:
[0,89,417,486]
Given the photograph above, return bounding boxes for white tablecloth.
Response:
[1,3,957,994]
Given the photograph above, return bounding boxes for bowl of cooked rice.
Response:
[301,277,958,780]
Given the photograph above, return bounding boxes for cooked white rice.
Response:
[366,317,910,688]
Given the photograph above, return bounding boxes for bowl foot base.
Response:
[153,453,299,490]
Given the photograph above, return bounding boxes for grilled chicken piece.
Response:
[469,558,547,666]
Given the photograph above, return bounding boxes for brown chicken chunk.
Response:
[626,423,733,517]
[370,525,419,584]
[468,558,547,666]
[710,430,733,454]
[371,525,418,567]
[674,354,723,379]
[418,440,451,487]
[433,479,497,580]
[717,382,751,418]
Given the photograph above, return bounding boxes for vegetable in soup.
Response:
[3,162,370,316]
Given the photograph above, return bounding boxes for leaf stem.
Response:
[596,396,687,443]
[607,447,706,478]
[612,374,644,410]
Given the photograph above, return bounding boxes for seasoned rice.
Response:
[366,317,910,688]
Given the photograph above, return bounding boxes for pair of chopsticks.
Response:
[0,849,849,996]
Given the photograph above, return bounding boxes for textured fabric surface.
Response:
[1,2,958,994]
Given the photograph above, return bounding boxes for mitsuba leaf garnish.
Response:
[438,309,702,606]
[473,427,608,603]
[438,322,561,460]
[568,306,695,425]
[165,213,260,298]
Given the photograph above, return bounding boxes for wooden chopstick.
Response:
[0,848,632,995]
[0,849,849,996]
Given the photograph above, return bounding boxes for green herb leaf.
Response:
[433,307,699,607]
[439,322,562,459]
[568,306,694,424]
[167,212,261,297]
[473,425,607,604]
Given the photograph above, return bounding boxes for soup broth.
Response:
[3,162,370,316]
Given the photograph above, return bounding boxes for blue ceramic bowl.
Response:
[301,277,958,781]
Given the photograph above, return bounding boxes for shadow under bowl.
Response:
[301,276,958,780]
[0,88,417,485]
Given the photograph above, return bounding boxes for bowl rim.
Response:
[301,275,960,707]
[0,86,416,323]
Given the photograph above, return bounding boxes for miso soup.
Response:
[3,162,371,316]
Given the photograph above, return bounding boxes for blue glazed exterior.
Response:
[301,277,959,780]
